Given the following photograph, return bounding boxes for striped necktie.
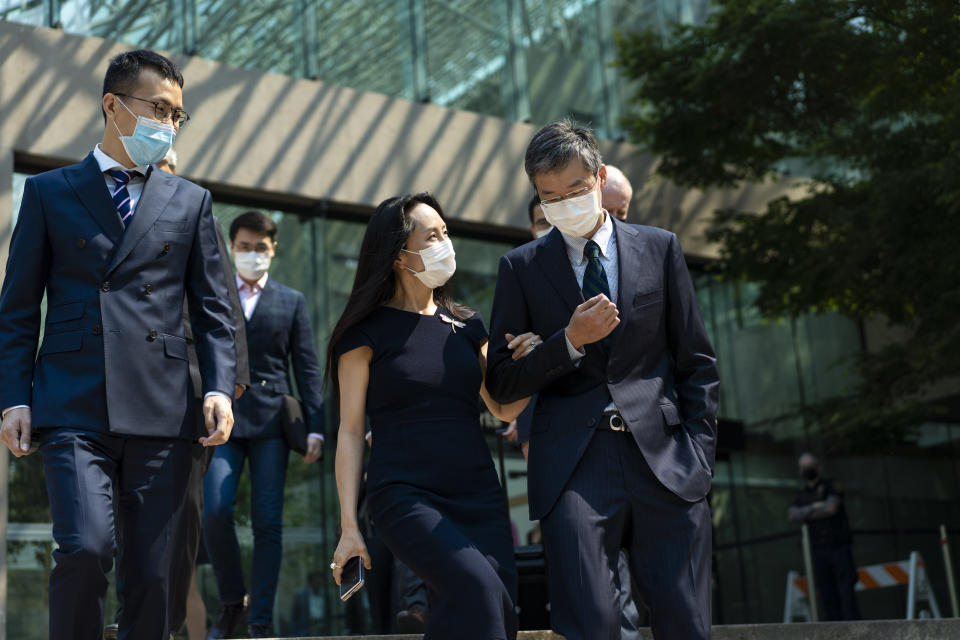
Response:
[582,239,610,301]
[107,169,141,226]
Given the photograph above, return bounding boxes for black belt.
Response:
[597,411,628,432]
[255,379,288,395]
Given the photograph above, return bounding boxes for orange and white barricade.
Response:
[783,551,941,622]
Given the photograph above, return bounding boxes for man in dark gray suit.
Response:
[486,120,719,640]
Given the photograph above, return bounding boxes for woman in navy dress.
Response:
[326,193,541,640]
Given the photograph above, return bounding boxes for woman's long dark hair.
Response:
[324,192,472,398]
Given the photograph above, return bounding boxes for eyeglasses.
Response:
[539,172,599,206]
[116,94,190,128]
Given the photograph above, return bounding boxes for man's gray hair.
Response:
[524,119,603,184]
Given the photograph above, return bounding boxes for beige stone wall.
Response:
[0,20,797,272]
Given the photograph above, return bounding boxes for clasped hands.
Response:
[505,293,619,359]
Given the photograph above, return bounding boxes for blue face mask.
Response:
[113,99,176,166]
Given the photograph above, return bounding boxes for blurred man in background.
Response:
[602,165,633,222]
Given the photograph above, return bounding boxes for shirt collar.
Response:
[236,272,269,292]
[561,210,615,265]
[93,144,148,176]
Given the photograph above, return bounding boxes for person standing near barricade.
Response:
[788,452,862,621]
[203,210,326,639]
[0,49,237,640]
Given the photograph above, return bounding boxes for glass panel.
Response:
[0,0,46,26]
[59,0,183,51]
[521,0,608,129]
[312,0,416,99]
[424,0,509,117]
[193,0,304,78]
[7,171,52,640]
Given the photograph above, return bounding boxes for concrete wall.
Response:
[0,20,798,266]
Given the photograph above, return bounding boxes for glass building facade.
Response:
[0,0,710,137]
[4,0,960,636]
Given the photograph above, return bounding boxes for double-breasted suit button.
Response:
[587,417,596,427]
[144,283,153,295]
[77,238,86,249]
[101,281,111,292]
[92,325,102,336]
[147,329,158,341]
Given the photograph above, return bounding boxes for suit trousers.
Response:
[540,430,712,640]
[39,428,192,640]
[202,437,289,624]
[168,431,215,632]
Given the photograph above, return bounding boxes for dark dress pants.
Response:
[168,435,215,632]
[202,436,289,624]
[813,545,862,621]
[39,428,192,640]
[540,430,712,640]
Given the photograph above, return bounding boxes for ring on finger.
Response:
[330,561,340,570]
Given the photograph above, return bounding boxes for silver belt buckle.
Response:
[609,413,626,431]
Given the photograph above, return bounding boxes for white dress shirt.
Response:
[93,144,149,214]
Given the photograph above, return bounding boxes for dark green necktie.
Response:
[582,240,610,301]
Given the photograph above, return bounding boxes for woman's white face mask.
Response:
[539,173,603,238]
[401,238,456,289]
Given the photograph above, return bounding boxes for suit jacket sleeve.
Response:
[215,226,250,389]
[0,178,50,409]
[184,189,237,397]
[665,233,720,466]
[515,395,536,443]
[290,292,325,434]
[485,254,578,404]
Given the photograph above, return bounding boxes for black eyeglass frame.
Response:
[115,93,190,128]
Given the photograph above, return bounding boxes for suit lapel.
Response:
[610,218,642,346]
[63,153,124,246]
[106,166,177,276]
[534,228,583,313]
[247,278,275,328]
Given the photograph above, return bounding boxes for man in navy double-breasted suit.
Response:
[487,121,719,640]
[0,50,237,640]
[203,210,326,639]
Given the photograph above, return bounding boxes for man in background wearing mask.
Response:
[602,165,634,222]
[0,50,237,640]
[486,120,719,640]
[788,453,861,621]
[529,192,553,239]
[203,210,325,639]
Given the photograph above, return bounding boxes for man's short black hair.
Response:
[527,193,541,224]
[102,50,184,122]
[230,211,278,243]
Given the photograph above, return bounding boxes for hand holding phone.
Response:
[339,556,365,601]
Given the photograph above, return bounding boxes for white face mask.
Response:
[234,251,271,281]
[539,177,603,238]
[533,225,553,239]
[401,238,456,289]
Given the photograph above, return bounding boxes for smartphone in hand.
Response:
[339,556,365,602]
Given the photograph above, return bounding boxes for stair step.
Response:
[241,618,960,640]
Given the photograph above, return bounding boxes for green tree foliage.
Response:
[615,1,960,448]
